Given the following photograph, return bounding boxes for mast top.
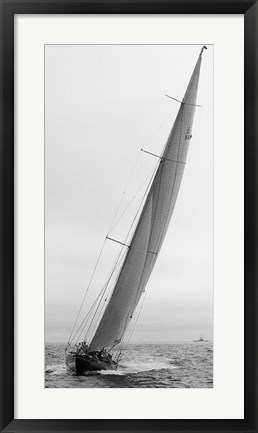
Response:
[200,45,207,56]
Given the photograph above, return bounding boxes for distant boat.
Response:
[65,46,207,375]
[193,334,208,342]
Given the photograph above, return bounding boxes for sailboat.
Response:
[193,333,208,342]
[65,46,207,375]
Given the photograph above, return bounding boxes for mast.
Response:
[88,47,206,353]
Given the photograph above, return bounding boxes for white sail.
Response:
[89,197,153,351]
[88,50,203,352]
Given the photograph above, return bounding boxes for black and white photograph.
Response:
[45,44,213,388]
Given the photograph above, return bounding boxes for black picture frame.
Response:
[0,1,257,432]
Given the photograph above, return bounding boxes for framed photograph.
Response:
[0,1,257,432]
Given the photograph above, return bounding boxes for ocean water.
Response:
[45,342,213,388]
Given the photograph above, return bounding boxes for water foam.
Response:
[97,359,178,376]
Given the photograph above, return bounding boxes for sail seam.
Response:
[162,157,186,165]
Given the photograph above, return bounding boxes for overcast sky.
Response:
[45,44,213,343]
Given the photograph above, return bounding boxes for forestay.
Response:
[88,50,203,353]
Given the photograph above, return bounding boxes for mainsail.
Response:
[88,47,205,353]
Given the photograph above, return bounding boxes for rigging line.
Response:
[84,244,127,343]
[78,281,112,344]
[142,108,178,248]
[128,107,184,323]
[125,174,162,328]
[117,106,195,360]
[107,150,141,236]
[123,158,160,247]
[142,106,175,151]
[76,287,107,344]
[112,163,160,354]
[120,109,184,336]
[108,111,171,236]
[74,303,100,346]
[126,167,162,325]
[108,164,159,235]
[88,159,159,350]
[72,301,98,344]
[109,289,135,359]
[119,289,148,361]
[75,280,112,345]
[73,258,126,345]
[116,307,133,355]
[83,249,126,343]
[70,150,145,344]
[116,302,137,360]
[72,278,113,345]
[115,162,161,341]
[69,148,143,344]
[87,248,128,343]
[110,329,124,361]
[87,246,128,343]
[128,162,165,317]
[141,112,178,257]
[141,98,164,148]
[67,236,107,345]
[73,243,126,345]
[90,161,159,352]
[128,247,158,330]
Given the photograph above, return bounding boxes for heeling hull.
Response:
[66,353,116,375]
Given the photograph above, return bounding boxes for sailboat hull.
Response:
[66,352,116,375]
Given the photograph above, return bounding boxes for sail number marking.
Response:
[185,126,192,140]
